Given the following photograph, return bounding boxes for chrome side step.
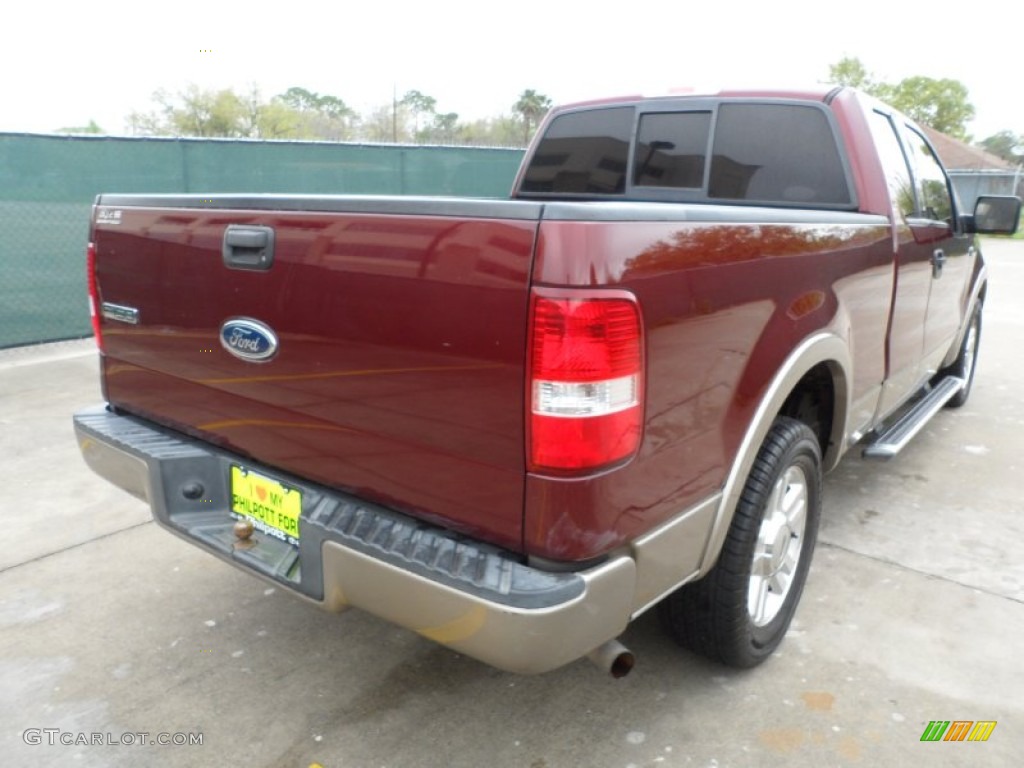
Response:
[862,376,966,460]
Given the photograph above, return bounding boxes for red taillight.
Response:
[528,291,644,472]
[86,241,103,352]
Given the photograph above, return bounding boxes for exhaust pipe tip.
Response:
[586,639,635,678]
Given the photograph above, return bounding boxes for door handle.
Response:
[931,248,946,279]
[223,225,275,270]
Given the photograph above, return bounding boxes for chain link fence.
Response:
[0,133,525,348]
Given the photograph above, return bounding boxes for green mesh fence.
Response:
[0,133,525,348]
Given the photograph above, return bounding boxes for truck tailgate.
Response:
[91,196,542,552]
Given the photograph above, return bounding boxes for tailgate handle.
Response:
[223,225,275,271]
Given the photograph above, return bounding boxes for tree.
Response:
[427,112,460,143]
[401,89,437,139]
[363,103,403,143]
[254,99,303,139]
[827,57,874,90]
[57,120,104,134]
[513,89,552,145]
[172,85,247,137]
[278,86,356,140]
[979,131,1023,165]
[826,58,976,140]
[237,86,261,137]
[279,87,321,112]
[129,85,249,137]
[128,85,303,138]
[123,83,545,145]
[454,115,522,147]
[317,95,353,122]
[878,77,975,140]
[280,87,353,121]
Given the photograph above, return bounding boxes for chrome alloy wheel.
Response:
[961,318,979,389]
[747,465,809,627]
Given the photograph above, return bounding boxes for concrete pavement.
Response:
[2,239,1022,767]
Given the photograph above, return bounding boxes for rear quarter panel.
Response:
[525,206,892,561]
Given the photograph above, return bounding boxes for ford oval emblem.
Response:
[219,318,279,362]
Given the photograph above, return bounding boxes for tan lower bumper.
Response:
[320,540,637,674]
[74,405,640,675]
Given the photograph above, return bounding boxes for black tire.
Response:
[658,417,821,668]
[941,304,981,409]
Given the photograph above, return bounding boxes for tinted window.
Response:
[709,104,850,205]
[520,107,633,195]
[868,111,915,220]
[902,126,953,224]
[633,112,711,188]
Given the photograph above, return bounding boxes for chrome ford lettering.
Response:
[219,318,278,362]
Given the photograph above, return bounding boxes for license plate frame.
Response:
[229,465,301,546]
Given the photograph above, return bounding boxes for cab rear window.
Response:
[633,111,711,188]
[519,101,853,208]
[519,107,633,195]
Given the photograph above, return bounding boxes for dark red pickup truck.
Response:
[74,87,1020,676]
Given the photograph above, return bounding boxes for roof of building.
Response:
[922,127,1017,172]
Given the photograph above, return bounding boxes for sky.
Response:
[3,0,1019,142]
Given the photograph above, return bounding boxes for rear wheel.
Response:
[658,417,821,667]
[941,304,981,409]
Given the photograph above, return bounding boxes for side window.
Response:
[868,111,915,221]
[708,104,851,205]
[633,112,711,188]
[902,126,953,224]
[519,107,634,195]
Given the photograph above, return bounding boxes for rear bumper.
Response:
[73,405,636,674]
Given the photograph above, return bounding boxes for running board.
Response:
[862,376,965,460]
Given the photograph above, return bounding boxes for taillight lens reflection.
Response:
[86,241,103,352]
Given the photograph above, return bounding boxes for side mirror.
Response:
[964,195,1021,235]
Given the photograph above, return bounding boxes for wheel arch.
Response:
[697,333,851,577]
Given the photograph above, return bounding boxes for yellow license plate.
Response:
[230,466,301,545]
